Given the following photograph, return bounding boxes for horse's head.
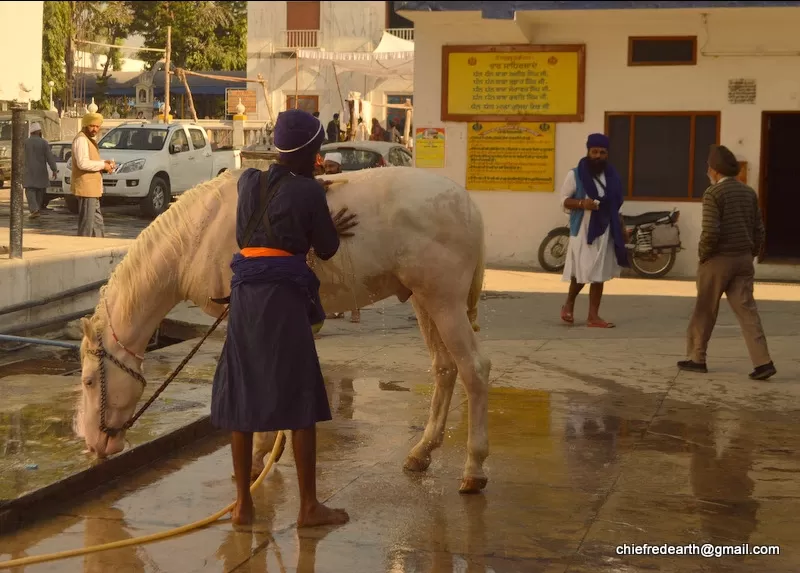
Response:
[76,316,146,458]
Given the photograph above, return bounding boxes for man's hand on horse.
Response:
[332,207,358,237]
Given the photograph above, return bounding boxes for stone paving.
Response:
[1,269,799,572]
[0,192,149,240]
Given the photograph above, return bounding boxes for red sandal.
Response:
[561,306,574,324]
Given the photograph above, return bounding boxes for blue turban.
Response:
[274,109,324,158]
[586,133,610,150]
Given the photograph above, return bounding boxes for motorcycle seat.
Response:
[622,211,673,226]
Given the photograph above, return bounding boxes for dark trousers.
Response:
[25,187,46,213]
[687,254,771,367]
[77,197,105,237]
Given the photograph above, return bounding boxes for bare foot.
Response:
[297,502,350,528]
[232,497,254,526]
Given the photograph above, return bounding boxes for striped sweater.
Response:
[699,178,765,262]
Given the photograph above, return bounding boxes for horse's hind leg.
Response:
[421,295,491,494]
[404,297,458,473]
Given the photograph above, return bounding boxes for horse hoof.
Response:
[459,477,488,494]
[403,455,431,473]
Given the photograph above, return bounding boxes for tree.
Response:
[37,1,133,111]
[37,1,71,110]
[128,1,246,71]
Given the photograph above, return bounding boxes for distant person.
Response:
[389,121,402,143]
[354,117,368,141]
[71,112,115,237]
[559,133,628,328]
[369,118,387,142]
[326,113,341,144]
[23,122,58,218]
[679,145,776,380]
[323,152,342,175]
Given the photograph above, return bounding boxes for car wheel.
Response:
[140,176,170,219]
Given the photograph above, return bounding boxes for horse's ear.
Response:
[80,317,94,342]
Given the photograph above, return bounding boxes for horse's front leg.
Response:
[250,431,284,481]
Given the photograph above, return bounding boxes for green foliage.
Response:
[36,1,71,110]
[129,1,247,71]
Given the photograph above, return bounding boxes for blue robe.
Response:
[210,165,340,432]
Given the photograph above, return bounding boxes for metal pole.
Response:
[163,25,171,124]
[8,103,26,259]
[0,334,80,350]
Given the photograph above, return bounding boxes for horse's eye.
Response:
[83,379,93,387]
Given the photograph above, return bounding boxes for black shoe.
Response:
[677,360,708,373]
[749,362,777,381]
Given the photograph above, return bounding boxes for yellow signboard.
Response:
[414,127,446,168]
[442,45,585,122]
[466,122,555,192]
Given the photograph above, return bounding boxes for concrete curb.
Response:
[0,415,219,536]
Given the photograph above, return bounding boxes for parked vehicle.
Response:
[61,122,241,218]
[537,209,683,279]
[43,140,73,207]
[0,110,61,188]
[320,141,412,171]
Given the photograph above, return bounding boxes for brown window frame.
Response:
[604,111,721,203]
[628,36,698,67]
[286,95,319,114]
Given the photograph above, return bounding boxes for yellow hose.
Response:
[0,431,287,570]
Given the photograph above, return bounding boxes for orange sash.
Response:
[240,247,293,258]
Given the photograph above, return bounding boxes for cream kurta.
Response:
[559,169,621,284]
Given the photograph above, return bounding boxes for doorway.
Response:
[760,112,800,261]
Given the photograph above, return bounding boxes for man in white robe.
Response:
[559,133,628,328]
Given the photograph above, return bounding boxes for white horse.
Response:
[76,166,491,493]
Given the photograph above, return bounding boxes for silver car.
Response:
[320,141,412,171]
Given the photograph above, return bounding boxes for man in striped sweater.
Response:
[678,145,776,380]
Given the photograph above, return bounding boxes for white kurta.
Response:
[559,169,621,284]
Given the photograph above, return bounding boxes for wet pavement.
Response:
[0,192,149,240]
[2,269,800,571]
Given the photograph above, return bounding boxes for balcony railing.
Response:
[279,29,320,50]
[386,28,414,42]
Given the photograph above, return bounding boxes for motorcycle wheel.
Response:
[538,227,570,273]
[629,248,677,279]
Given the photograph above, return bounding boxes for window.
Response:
[325,147,383,171]
[169,129,190,153]
[49,143,72,162]
[286,1,320,48]
[628,37,697,66]
[389,147,412,167]
[286,95,319,114]
[606,111,720,200]
[99,128,168,151]
[188,128,207,150]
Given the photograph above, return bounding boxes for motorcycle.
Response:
[537,209,683,279]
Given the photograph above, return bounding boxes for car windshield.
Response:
[49,143,71,162]
[99,128,167,151]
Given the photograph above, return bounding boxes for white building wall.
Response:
[247,1,413,127]
[409,7,800,280]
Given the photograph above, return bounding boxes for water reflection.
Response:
[82,508,145,573]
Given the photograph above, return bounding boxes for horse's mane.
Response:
[87,170,238,336]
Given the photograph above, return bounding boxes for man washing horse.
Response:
[210,109,358,527]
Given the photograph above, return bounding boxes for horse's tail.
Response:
[466,234,485,333]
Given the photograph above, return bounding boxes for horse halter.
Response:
[85,330,147,437]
